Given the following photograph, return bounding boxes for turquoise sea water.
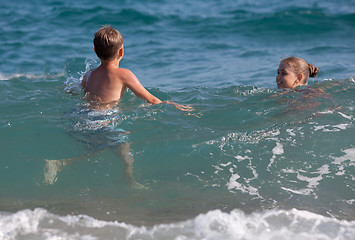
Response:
[1,0,355,239]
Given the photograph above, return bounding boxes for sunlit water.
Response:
[1,0,354,239]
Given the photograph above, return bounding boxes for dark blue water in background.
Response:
[0,0,354,239]
[2,0,354,87]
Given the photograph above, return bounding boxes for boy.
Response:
[44,26,191,186]
[82,25,162,107]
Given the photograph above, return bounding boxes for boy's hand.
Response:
[164,100,194,111]
[166,100,195,111]
[163,100,202,118]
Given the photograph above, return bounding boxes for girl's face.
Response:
[276,61,301,89]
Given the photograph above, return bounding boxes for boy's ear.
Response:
[119,47,124,57]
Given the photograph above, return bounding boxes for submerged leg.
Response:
[44,149,105,185]
[115,142,146,189]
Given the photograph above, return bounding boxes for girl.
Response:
[276,57,319,89]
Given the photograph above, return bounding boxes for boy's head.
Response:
[93,26,123,60]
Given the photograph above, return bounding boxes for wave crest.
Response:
[1,208,354,240]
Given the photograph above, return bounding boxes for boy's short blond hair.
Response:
[93,26,123,60]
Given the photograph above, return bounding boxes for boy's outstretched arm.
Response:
[122,69,195,113]
[122,69,162,105]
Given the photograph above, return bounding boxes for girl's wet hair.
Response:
[282,57,319,84]
[308,63,319,78]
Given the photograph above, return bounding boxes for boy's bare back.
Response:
[83,65,126,104]
[83,63,161,105]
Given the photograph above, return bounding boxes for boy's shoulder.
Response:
[116,67,133,74]
[87,67,132,77]
[82,67,97,80]
[82,67,136,86]
[115,68,137,81]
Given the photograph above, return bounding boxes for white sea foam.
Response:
[272,141,284,155]
[227,173,260,197]
[0,72,65,81]
[220,161,232,167]
[337,111,353,120]
[267,138,284,169]
[216,154,259,196]
[64,75,82,93]
[286,128,296,136]
[200,128,283,149]
[282,164,331,197]
[234,155,250,161]
[314,123,351,132]
[1,208,354,240]
[296,173,323,189]
[281,186,313,195]
[296,164,331,190]
[331,148,355,166]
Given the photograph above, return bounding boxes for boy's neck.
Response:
[100,58,120,69]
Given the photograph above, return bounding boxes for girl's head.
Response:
[276,57,319,89]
